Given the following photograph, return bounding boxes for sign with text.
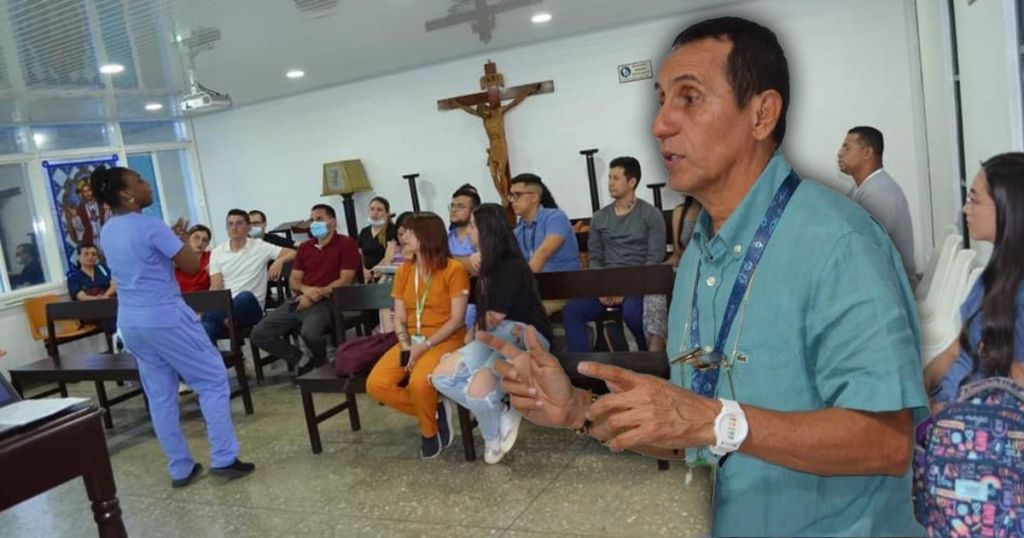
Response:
[617,61,653,84]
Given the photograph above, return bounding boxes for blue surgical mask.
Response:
[248,227,265,239]
[310,221,329,239]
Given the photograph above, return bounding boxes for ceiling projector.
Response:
[181,80,231,112]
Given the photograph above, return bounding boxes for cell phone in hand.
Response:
[400,350,411,368]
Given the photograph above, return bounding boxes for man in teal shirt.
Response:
[487,16,927,537]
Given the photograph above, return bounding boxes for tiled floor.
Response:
[0,367,712,537]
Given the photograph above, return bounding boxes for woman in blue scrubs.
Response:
[90,166,254,488]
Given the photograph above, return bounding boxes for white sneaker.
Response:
[484,438,505,464]
[178,382,193,395]
[499,405,523,455]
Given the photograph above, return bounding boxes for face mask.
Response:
[368,217,386,227]
[310,221,329,239]
[248,227,265,239]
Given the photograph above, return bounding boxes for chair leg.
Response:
[235,360,254,415]
[58,381,68,398]
[94,381,114,430]
[346,392,361,431]
[301,389,323,454]
[249,340,264,385]
[11,378,23,398]
[457,405,476,462]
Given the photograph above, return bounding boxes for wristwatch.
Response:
[709,399,749,456]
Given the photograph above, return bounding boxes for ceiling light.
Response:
[286,69,305,79]
[145,102,164,111]
[99,63,125,74]
[531,12,552,24]
[32,133,46,146]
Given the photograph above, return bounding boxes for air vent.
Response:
[294,0,339,13]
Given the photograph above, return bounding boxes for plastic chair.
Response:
[916,233,962,301]
[22,294,102,357]
[918,235,965,323]
[920,252,978,365]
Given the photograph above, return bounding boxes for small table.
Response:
[0,405,126,538]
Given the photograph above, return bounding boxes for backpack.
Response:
[915,377,1024,536]
[334,332,397,377]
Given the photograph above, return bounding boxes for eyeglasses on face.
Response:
[507,191,537,202]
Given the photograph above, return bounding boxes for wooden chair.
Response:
[23,294,105,359]
[181,290,255,415]
[537,265,676,470]
[296,283,392,455]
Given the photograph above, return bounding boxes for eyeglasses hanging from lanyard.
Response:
[672,171,801,399]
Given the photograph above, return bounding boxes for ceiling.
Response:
[0,0,732,126]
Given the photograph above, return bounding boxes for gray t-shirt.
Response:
[588,198,666,268]
[851,168,919,289]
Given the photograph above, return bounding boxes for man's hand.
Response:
[295,294,315,312]
[485,327,589,429]
[599,296,624,307]
[581,363,719,452]
[268,259,285,281]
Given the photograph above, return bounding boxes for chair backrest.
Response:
[182,290,238,351]
[933,249,977,323]
[329,283,393,343]
[955,267,985,323]
[23,294,59,341]
[534,265,675,301]
[919,233,963,313]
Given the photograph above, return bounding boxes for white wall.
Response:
[953,0,1021,262]
[915,0,963,246]
[193,0,932,267]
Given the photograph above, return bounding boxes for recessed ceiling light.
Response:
[286,69,305,79]
[145,102,164,111]
[99,63,125,74]
[32,133,46,145]
[531,12,552,24]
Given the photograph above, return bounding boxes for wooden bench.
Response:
[9,291,255,429]
[536,264,675,470]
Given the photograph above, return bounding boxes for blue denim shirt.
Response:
[666,152,927,537]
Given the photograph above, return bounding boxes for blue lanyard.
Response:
[688,172,801,398]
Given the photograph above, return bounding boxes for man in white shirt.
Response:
[837,126,920,290]
[202,209,296,341]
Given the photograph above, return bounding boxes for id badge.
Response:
[411,334,426,346]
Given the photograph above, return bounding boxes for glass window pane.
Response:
[156,150,200,224]
[120,121,188,145]
[32,124,113,152]
[0,163,51,290]
[0,126,28,155]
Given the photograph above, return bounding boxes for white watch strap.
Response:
[710,398,748,456]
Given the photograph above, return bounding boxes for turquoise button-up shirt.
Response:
[666,152,927,537]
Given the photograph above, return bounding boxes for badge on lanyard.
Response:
[413,264,432,344]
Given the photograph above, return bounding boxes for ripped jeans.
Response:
[431,320,550,442]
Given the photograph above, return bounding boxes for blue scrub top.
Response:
[100,212,188,328]
[67,264,113,299]
[666,152,927,537]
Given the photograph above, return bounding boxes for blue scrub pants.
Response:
[119,305,240,480]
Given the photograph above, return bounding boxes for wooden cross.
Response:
[438,61,554,214]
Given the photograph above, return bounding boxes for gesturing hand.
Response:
[580,362,720,453]
[483,326,588,430]
[171,217,190,242]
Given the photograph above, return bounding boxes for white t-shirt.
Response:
[208,238,282,307]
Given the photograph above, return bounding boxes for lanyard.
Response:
[413,264,432,336]
[683,172,801,398]
[517,221,538,259]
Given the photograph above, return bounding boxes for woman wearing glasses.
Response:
[924,152,1024,409]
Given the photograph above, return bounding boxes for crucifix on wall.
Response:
[438,61,554,214]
